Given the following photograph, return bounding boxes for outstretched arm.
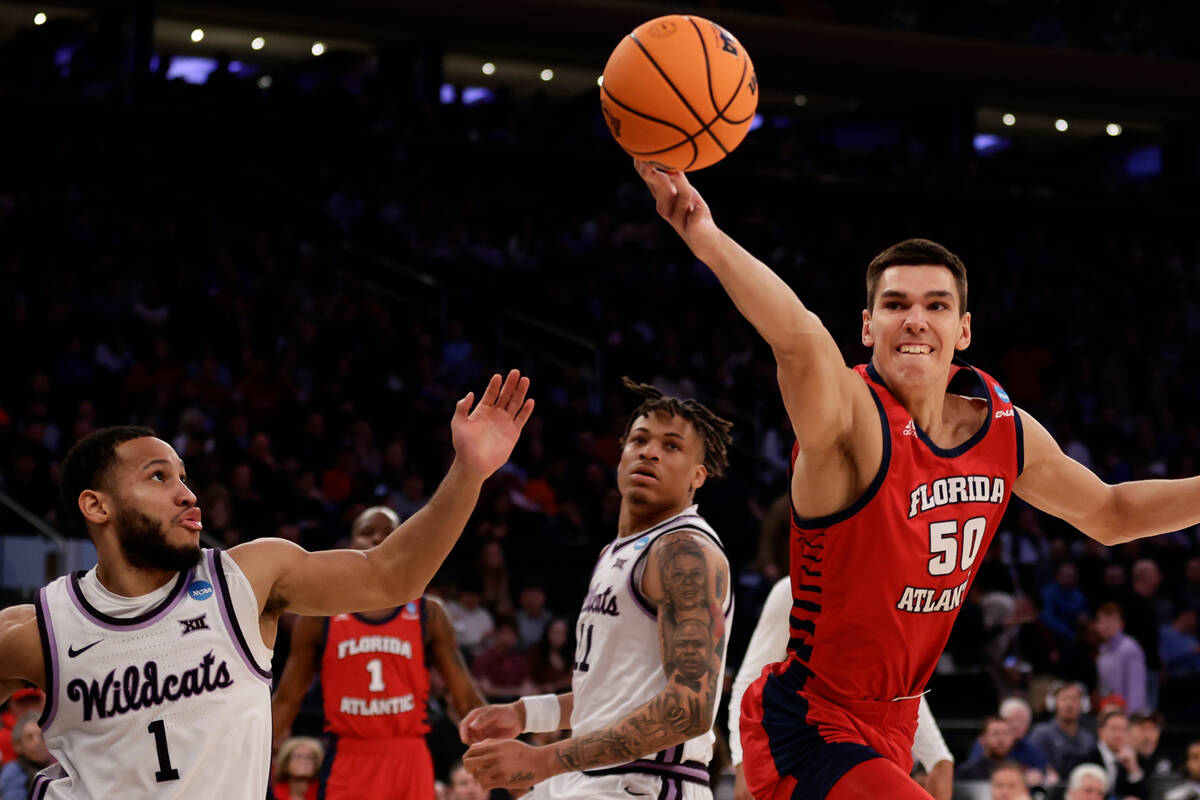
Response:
[1015,408,1200,545]
[230,371,534,619]
[0,605,43,701]
[425,597,486,719]
[270,614,323,749]
[463,530,729,789]
[635,162,868,459]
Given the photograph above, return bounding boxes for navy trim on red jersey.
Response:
[791,383,892,530]
[865,359,995,459]
[352,606,404,626]
[1014,408,1025,476]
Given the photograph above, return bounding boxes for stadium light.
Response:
[540,68,554,82]
[257,75,272,89]
[251,37,265,51]
[481,62,495,75]
[1054,118,1069,132]
[1002,113,1016,126]
[33,12,47,25]
[1106,123,1123,137]
[596,75,603,87]
[794,94,808,107]
[190,28,204,43]
[311,41,325,56]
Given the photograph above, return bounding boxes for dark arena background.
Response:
[2,1,1200,799]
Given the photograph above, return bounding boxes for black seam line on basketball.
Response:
[686,17,754,128]
[602,86,699,165]
[629,29,729,157]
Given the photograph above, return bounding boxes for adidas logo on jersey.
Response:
[902,420,916,436]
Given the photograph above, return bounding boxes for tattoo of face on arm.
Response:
[553,532,730,774]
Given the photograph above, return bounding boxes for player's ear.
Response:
[690,463,707,492]
[79,489,111,526]
[861,308,874,347]
[955,311,971,351]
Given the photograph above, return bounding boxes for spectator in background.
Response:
[515,584,552,651]
[1070,709,1147,800]
[1043,563,1090,644]
[0,712,52,800]
[528,617,573,694]
[1164,741,1200,800]
[0,689,43,764]
[1180,557,1200,615]
[470,617,535,701]
[475,541,510,614]
[1129,712,1172,779]
[1127,559,1169,708]
[957,716,1016,780]
[1064,763,1109,800]
[966,697,1048,784]
[447,761,487,800]
[989,761,1032,800]
[1095,602,1149,714]
[1160,608,1200,678]
[1029,682,1097,781]
[446,581,494,658]
[271,736,324,800]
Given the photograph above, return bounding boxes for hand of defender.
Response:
[634,159,718,247]
[451,370,534,481]
[463,738,547,790]
[459,701,523,744]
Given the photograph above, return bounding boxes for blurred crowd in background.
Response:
[2,4,1200,797]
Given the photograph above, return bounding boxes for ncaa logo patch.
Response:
[633,535,651,551]
[188,580,214,601]
[994,385,1011,404]
[401,601,420,620]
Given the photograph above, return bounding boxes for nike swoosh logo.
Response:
[68,640,103,658]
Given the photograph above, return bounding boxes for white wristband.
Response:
[521,693,562,733]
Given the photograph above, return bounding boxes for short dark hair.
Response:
[60,425,156,535]
[866,238,968,314]
[1097,601,1124,620]
[1100,708,1129,729]
[620,378,734,478]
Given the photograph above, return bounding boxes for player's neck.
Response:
[617,499,691,538]
[95,547,179,598]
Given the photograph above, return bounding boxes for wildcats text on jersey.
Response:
[580,583,619,617]
[908,475,1005,519]
[67,650,233,722]
[335,635,414,659]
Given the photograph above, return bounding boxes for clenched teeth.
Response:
[898,345,931,354]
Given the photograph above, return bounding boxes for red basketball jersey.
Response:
[321,599,430,739]
[784,361,1022,703]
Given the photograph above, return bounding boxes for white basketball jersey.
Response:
[30,548,273,799]
[568,505,731,786]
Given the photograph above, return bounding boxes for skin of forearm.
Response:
[550,683,711,772]
[1105,476,1200,544]
[692,230,820,357]
[367,459,484,601]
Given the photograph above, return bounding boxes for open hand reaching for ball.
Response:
[634,159,721,255]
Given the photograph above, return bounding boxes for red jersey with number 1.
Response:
[784,360,1022,703]
[321,600,430,739]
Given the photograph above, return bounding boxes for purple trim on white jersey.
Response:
[66,568,191,631]
[207,549,273,684]
[29,771,54,800]
[610,514,707,554]
[34,588,58,729]
[584,758,709,786]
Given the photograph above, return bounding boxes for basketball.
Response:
[600,15,758,172]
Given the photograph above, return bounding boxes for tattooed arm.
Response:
[462,530,729,789]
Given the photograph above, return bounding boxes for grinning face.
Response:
[86,437,203,573]
[617,412,706,514]
[862,265,970,392]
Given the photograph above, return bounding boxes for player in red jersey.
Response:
[636,161,1200,800]
[272,506,485,800]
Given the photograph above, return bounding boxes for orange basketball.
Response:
[600,15,758,172]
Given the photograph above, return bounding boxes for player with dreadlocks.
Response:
[460,378,735,800]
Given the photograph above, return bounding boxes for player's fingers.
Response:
[496,369,520,411]
[506,375,530,415]
[514,398,535,429]
[477,373,502,409]
[455,392,474,419]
